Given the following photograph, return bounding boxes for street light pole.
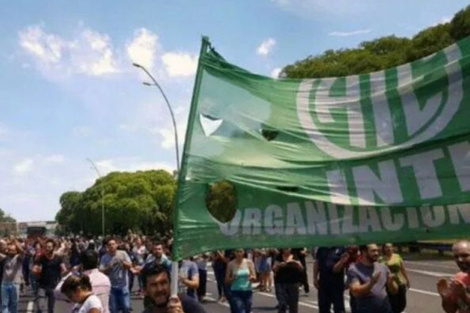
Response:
[86,158,105,237]
[132,63,180,172]
[133,63,180,296]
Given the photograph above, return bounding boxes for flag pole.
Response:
[170,36,211,296]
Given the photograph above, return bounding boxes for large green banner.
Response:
[173,37,470,259]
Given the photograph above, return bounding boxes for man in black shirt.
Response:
[292,248,309,294]
[273,248,303,313]
[314,247,348,313]
[141,263,206,313]
[33,239,66,313]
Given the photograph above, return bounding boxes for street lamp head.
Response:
[132,63,142,68]
[143,82,152,86]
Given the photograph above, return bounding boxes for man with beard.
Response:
[0,239,25,313]
[33,239,67,313]
[143,244,172,272]
[346,244,398,313]
[134,243,173,308]
[100,238,132,313]
[141,263,206,313]
[437,240,470,313]
[34,239,67,313]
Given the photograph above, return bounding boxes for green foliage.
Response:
[55,170,176,236]
[205,181,237,223]
[282,5,470,79]
[0,208,16,223]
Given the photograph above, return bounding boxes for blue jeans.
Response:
[231,290,253,313]
[110,286,130,313]
[2,283,19,313]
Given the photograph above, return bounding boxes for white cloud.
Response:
[95,158,174,175]
[270,67,282,78]
[329,29,372,37]
[45,155,65,163]
[257,38,276,56]
[19,25,64,64]
[127,28,159,69]
[19,24,119,77]
[161,52,198,77]
[158,121,187,150]
[13,159,34,175]
[73,29,119,76]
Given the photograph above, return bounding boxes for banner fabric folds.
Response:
[173,36,470,259]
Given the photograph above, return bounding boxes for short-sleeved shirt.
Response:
[99,251,130,289]
[379,253,406,286]
[274,254,303,284]
[346,262,392,313]
[2,254,24,283]
[36,254,64,288]
[315,247,345,287]
[178,260,199,298]
[141,294,206,313]
[73,294,103,313]
[133,246,147,265]
[452,272,470,313]
[144,254,172,272]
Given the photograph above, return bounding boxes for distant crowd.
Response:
[0,235,468,313]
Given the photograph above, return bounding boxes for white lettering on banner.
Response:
[448,141,470,192]
[406,207,420,229]
[285,202,307,235]
[380,207,405,231]
[448,204,470,224]
[319,141,470,206]
[264,204,284,235]
[296,43,462,159]
[326,169,351,204]
[219,202,470,236]
[353,160,403,205]
[400,149,444,199]
[397,63,442,137]
[327,203,341,235]
[242,208,262,235]
[358,207,382,233]
[341,206,358,234]
[315,76,366,148]
[370,71,394,147]
[420,206,446,228]
[305,201,328,235]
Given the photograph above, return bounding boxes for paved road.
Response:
[16,256,457,312]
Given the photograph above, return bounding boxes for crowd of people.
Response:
[0,235,467,313]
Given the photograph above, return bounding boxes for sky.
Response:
[0,0,468,222]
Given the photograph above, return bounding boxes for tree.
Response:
[55,170,176,236]
[281,5,470,79]
[450,5,470,41]
[205,181,237,223]
[0,208,16,224]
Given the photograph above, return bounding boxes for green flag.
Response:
[173,36,470,259]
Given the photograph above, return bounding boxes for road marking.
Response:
[204,295,230,308]
[258,291,320,310]
[409,288,440,297]
[405,261,457,270]
[406,268,452,277]
[27,301,33,313]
